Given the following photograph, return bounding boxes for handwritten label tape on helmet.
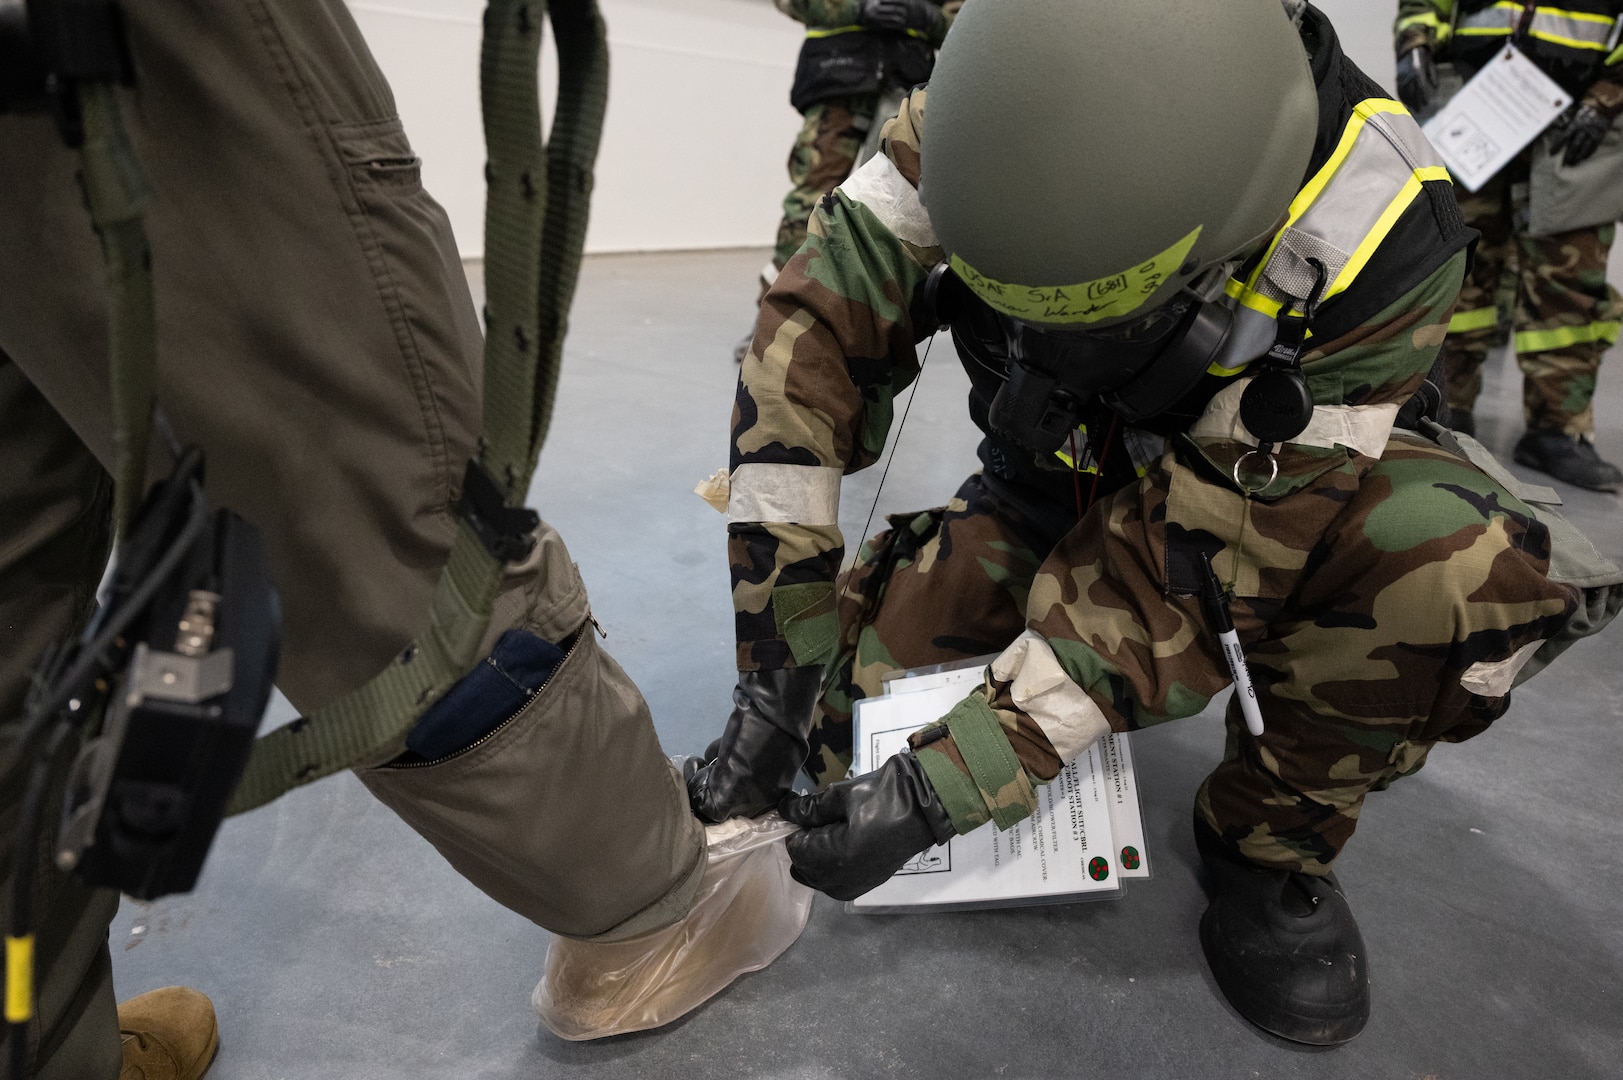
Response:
[948,226,1202,326]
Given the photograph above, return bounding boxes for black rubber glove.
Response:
[780,752,956,901]
[1395,45,1438,116]
[1549,102,1612,167]
[686,667,823,823]
[857,0,944,39]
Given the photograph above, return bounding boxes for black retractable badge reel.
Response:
[1233,257,1329,493]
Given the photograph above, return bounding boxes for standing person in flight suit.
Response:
[1396,0,1623,490]
[732,0,961,363]
[689,0,1597,1047]
[1,0,764,1075]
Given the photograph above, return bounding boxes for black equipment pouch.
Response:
[54,450,281,900]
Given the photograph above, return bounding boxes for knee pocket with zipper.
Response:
[357,520,706,940]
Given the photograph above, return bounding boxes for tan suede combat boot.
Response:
[117,987,219,1080]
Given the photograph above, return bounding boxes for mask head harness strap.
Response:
[1237,257,1328,452]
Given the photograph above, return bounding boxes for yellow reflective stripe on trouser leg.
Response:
[5,935,33,1023]
[1396,12,1449,34]
[1450,306,1502,333]
[1516,321,1623,352]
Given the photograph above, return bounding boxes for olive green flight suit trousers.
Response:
[0,2,702,1076]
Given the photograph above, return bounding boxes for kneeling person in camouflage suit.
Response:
[686,0,1603,1048]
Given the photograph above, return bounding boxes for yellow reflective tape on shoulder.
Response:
[1226,277,1287,318]
[1449,306,1501,333]
[1416,165,1454,183]
[6,935,34,1023]
[1329,174,1425,301]
[949,225,1202,325]
[805,25,863,38]
[1516,321,1622,352]
[1248,113,1370,291]
[1247,100,1405,294]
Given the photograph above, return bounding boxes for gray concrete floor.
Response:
[112,249,1623,1079]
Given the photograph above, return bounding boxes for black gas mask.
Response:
[925,263,1241,454]
[925,261,1323,455]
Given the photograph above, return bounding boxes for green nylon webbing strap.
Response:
[77,82,156,539]
[913,742,992,834]
[224,0,609,814]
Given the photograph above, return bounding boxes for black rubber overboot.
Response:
[1513,430,1623,492]
[1193,819,1371,1046]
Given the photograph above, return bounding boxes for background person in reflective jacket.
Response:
[688,0,1600,1049]
[731,0,961,362]
[1396,0,1623,491]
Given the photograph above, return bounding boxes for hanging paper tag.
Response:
[1422,45,1572,192]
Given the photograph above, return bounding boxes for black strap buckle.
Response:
[458,459,539,563]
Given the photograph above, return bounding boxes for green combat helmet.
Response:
[922,0,1319,332]
[917,0,1323,451]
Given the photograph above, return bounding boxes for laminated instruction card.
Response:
[1422,45,1572,191]
[847,657,1149,914]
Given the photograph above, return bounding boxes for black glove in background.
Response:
[1549,102,1612,167]
[686,666,823,823]
[857,0,944,39]
[780,751,955,901]
[1395,45,1437,116]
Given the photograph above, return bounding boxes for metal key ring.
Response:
[1232,449,1279,495]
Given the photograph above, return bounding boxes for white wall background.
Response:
[349,1,1404,256]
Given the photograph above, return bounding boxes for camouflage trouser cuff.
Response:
[918,693,1037,833]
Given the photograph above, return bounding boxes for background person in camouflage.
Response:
[690,0,1592,1047]
[1396,0,1623,491]
[731,0,961,362]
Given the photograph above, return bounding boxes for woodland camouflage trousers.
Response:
[809,447,1561,874]
[773,94,879,271]
[1442,157,1621,434]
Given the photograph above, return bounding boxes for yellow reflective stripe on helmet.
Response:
[1516,320,1622,352]
[949,225,1203,325]
[1449,306,1502,333]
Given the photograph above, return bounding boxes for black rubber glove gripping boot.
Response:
[686,666,824,823]
[1395,45,1437,115]
[779,752,956,901]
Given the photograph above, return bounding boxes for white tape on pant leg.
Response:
[727,463,842,526]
